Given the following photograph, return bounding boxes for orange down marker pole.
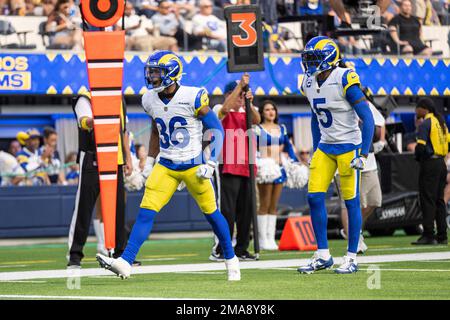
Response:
[81,0,125,250]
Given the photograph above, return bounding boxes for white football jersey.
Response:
[141,85,208,163]
[302,67,362,148]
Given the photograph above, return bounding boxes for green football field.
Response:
[0,233,449,300]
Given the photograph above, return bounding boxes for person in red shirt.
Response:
[210,73,261,261]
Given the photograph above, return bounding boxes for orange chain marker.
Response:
[81,0,125,249]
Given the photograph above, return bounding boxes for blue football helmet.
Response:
[301,36,340,76]
[144,50,183,92]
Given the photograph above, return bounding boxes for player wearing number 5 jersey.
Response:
[297,36,374,274]
[96,51,240,281]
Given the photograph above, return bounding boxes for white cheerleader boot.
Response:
[257,215,269,250]
[266,215,279,250]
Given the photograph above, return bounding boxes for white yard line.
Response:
[0,265,28,268]
[368,246,448,252]
[0,251,449,281]
[268,267,450,272]
[1,280,47,283]
[175,271,225,275]
[0,295,205,300]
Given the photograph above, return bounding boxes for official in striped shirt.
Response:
[67,92,133,268]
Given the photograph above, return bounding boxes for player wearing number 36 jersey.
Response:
[297,36,375,274]
[96,51,240,281]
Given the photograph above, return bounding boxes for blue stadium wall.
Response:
[0,186,308,238]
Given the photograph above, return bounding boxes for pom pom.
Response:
[124,157,146,192]
[283,160,309,189]
[256,157,282,184]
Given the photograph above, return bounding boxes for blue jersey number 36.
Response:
[155,116,190,149]
[312,98,332,128]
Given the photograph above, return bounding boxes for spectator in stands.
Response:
[299,0,324,16]
[140,0,160,18]
[9,0,26,15]
[116,2,178,52]
[16,129,51,185]
[142,0,197,18]
[0,150,25,186]
[412,0,440,25]
[263,22,292,53]
[210,73,261,261]
[45,0,82,50]
[388,0,432,56]
[65,151,79,185]
[8,140,21,157]
[40,127,66,185]
[191,0,227,52]
[329,9,362,55]
[41,0,55,16]
[169,0,196,18]
[151,1,184,45]
[259,0,278,25]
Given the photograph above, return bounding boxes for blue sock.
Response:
[121,208,157,265]
[307,192,328,250]
[345,197,362,254]
[204,209,234,260]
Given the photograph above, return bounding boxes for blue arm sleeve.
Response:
[311,112,321,152]
[199,109,224,163]
[346,84,375,156]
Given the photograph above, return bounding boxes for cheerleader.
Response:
[255,100,301,250]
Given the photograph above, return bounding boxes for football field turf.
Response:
[0,234,449,300]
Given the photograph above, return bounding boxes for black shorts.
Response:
[389,40,428,55]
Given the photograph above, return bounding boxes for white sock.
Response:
[93,219,102,244]
[317,249,331,260]
[347,252,357,259]
[99,222,105,246]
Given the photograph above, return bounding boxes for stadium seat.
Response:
[37,21,70,50]
[0,19,36,49]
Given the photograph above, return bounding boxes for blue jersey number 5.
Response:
[312,98,332,128]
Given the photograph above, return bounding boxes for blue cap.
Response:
[224,80,238,94]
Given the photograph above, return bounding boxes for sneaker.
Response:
[357,233,368,254]
[225,256,241,281]
[437,238,448,245]
[66,263,81,270]
[96,254,131,279]
[236,251,258,261]
[209,252,225,262]
[411,236,437,245]
[334,255,358,274]
[297,252,334,274]
[132,260,142,267]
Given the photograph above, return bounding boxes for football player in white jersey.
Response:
[297,36,375,274]
[96,51,240,281]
